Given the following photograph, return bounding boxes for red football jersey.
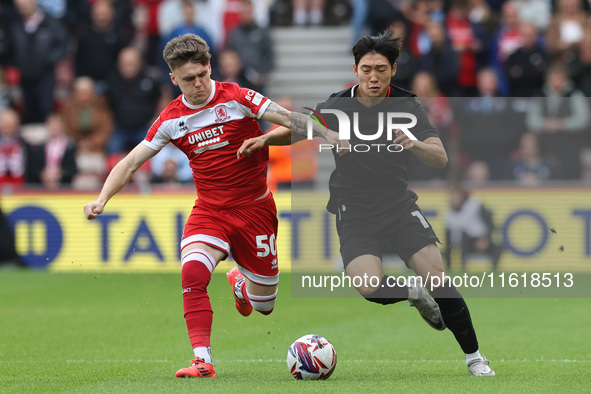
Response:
[144,81,271,207]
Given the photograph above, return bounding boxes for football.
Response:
[286,334,337,380]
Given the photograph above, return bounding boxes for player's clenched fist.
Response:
[84,201,105,220]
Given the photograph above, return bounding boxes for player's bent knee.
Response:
[355,284,381,297]
[246,288,278,315]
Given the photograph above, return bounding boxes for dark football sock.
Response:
[363,275,409,305]
[430,283,479,354]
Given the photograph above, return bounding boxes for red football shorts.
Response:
[180,193,279,286]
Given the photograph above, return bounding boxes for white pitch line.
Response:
[0,359,590,364]
[225,359,589,364]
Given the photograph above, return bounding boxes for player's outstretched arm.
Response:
[253,101,348,154]
[393,131,448,168]
[237,126,306,158]
[262,101,344,142]
[83,143,159,220]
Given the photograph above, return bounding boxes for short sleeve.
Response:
[143,116,171,150]
[235,86,271,119]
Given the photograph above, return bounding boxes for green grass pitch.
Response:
[1,270,590,393]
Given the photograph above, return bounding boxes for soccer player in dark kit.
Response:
[239,30,495,376]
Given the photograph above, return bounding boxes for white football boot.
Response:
[407,277,446,331]
[467,356,496,376]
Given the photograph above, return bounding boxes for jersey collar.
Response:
[182,80,217,109]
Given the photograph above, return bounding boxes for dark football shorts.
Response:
[336,202,440,268]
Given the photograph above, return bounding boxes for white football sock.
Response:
[245,288,278,314]
[193,347,212,364]
[465,349,482,364]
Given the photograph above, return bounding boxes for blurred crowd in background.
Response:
[0,0,591,193]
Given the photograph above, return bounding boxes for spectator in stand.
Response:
[581,148,591,182]
[159,0,216,96]
[546,0,590,65]
[75,0,132,94]
[134,0,164,67]
[68,0,134,40]
[37,0,66,22]
[53,57,76,115]
[363,0,403,37]
[163,0,215,54]
[444,183,502,271]
[9,0,68,123]
[510,131,558,185]
[430,0,446,23]
[292,0,324,26]
[467,0,497,38]
[406,0,433,58]
[418,21,459,97]
[159,0,268,51]
[0,2,13,66]
[445,0,486,96]
[0,108,25,186]
[457,68,523,180]
[218,49,256,90]
[513,0,551,31]
[61,77,113,156]
[227,0,274,94]
[158,0,202,41]
[487,1,523,96]
[61,77,112,190]
[389,18,417,91]
[464,160,491,185]
[152,156,180,184]
[411,71,454,142]
[0,205,23,267]
[150,142,192,184]
[23,113,77,189]
[408,71,454,181]
[526,64,591,179]
[0,67,14,112]
[505,22,549,97]
[568,34,591,97]
[485,0,506,13]
[351,0,369,43]
[105,46,162,155]
[200,0,268,49]
[0,97,22,263]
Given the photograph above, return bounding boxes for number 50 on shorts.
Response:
[256,234,277,257]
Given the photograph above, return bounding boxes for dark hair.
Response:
[352,30,402,67]
[163,33,211,71]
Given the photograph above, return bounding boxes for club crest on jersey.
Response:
[214,105,230,123]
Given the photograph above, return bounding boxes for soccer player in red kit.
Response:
[83,34,340,378]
